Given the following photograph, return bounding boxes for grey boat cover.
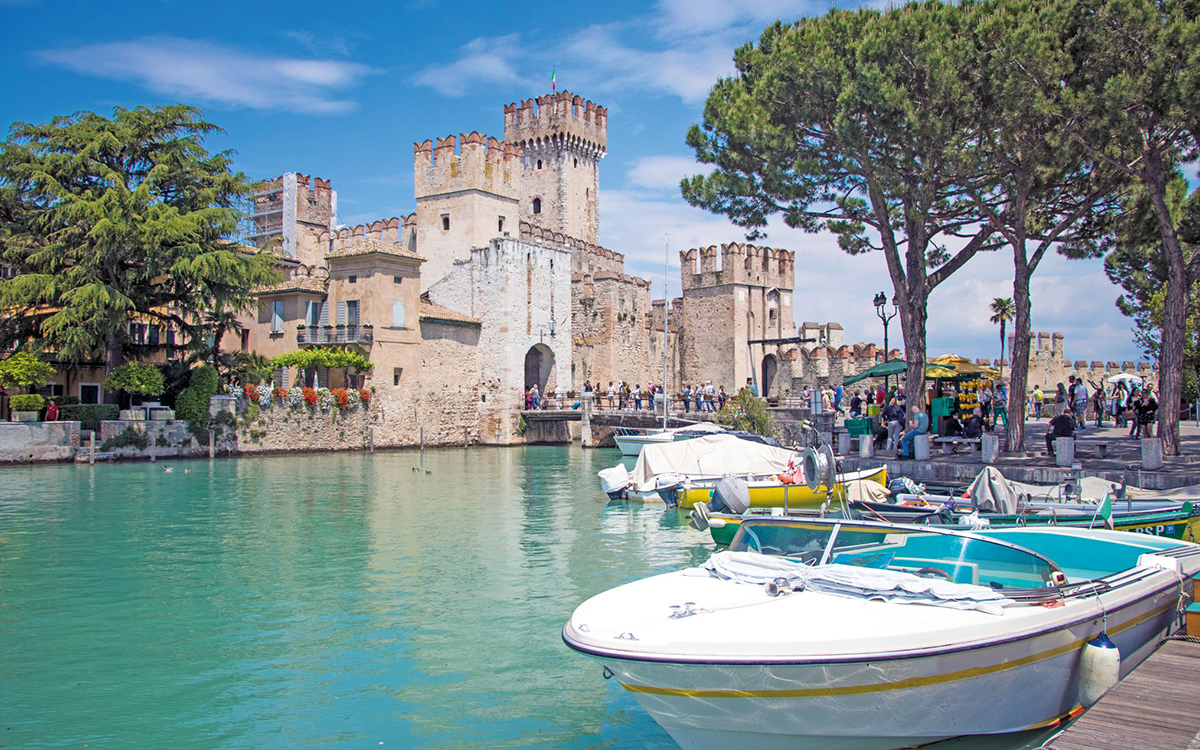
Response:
[967,467,1129,510]
[966,467,1022,514]
[693,551,1008,616]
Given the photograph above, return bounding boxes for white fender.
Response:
[1078,631,1121,708]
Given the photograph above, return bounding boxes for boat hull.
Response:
[574,584,1178,750]
[614,432,675,456]
[676,466,888,510]
[708,505,1200,546]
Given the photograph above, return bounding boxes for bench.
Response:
[933,436,982,455]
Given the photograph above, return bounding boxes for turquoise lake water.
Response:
[0,446,1059,749]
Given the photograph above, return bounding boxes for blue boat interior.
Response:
[734,521,1186,590]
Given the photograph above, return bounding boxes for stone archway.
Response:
[762,353,778,398]
[524,344,556,396]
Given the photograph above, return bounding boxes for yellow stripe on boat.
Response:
[619,601,1171,699]
[676,466,888,509]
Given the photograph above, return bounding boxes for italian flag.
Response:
[1093,491,1114,530]
[552,66,556,92]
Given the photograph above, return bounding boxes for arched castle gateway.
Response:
[236,91,884,447]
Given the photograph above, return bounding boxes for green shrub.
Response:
[100,426,150,451]
[189,365,219,395]
[10,394,45,412]
[174,386,209,423]
[103,363,165,397]
[58,404,119,431]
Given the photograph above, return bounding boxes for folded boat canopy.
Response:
[629,433,795,489]
[966,466,1123,511]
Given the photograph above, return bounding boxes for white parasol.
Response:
[1106,373,1143,386]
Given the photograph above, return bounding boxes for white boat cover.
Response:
[693,551,1008,616]
[1126,483,1200,501]
[845,479,891,503]
[628,434,795,491]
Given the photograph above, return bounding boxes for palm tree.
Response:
[990,297,1015,377]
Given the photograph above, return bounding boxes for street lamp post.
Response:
[874,292,898,392]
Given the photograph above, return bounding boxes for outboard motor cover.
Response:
[710,477,751,515]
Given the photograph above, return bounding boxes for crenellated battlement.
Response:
[519,221,622,274]
[679,243,795,291]
[503,91,607,156]
[319,216,412,252]
[413,132,521,200]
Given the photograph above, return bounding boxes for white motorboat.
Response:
[564,517,1200,750]
[612,423,727,457]
[599,433,795,500]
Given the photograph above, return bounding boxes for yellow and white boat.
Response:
[675,465,887,509]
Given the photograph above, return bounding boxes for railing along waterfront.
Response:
[296,325,373,345]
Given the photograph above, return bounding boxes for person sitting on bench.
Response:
[942,414,964,437]
[963,408,985,439]
[898,405,929,459]
[1046,412,1075,456]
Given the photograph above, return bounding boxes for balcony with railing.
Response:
[297,325,373,346]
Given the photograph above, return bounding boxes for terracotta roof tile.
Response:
[256,276,326,294]
[419,300,480,326]
[328,239,426,262]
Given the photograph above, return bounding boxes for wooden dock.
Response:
[1047,638,1200,750]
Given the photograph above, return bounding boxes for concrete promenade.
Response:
[838,418,1200,490]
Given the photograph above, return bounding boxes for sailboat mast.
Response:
[663,235,670,431]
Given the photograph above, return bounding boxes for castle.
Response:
[235,91,884,446]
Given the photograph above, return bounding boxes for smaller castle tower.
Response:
[413,133,521,290]
[504,92,607,245]
[677,243,797,395]
[250,173,337,267]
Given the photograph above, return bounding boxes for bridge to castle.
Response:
[518,395,812,446]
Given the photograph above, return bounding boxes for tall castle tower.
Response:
[504,92,606,244]
[413,133,522,290]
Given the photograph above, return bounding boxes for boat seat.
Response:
[888,557,980,586]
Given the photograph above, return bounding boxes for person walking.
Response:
[833,384,845,416]
[1092,386,1106,428]
[978,384,992,429]
[606,381,616,409]
[882,400,905,451]
[1138,387,1158,438]
[1072,378,1089,430]
[633,384,643,411]
[1055,382,1068,416]
[717,385,727,410]
[531,384,541,410]
[1128,387,1142,437]
[992,381,1009,431]
[1033,385,1044,420]
[681,384,691,413]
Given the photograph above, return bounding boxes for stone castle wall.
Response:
[571,271,656,390]
[1016,332,1158,392]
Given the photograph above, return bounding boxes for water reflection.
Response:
[0,447,1064,750]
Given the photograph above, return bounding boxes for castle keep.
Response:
[236,91,871,447]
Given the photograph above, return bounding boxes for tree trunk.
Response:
[1145,148,1187,455]
[1008,264,1033,453]
[899,290,928,411]
[999,322,1006,378]
[103,339,124,405]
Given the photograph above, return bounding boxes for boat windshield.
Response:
[730,520,1063,590]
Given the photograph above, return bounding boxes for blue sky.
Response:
[0,0,1146,362]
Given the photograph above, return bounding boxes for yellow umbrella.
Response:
[925,365,960,379]
[929,354,999,378]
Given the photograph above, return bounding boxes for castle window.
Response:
[348,274,357,284]
[392,300,405,328]
[533,198,542,214]
[393,275,402,284]
[574,158,578,168]
[271,300,284,333]
[537,159,543,170]
[441,214,450,231]
[498,216,505,233]
[240,329,249,351]
[393,367,403,386]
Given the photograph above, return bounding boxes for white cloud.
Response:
[413,34,528,97]
[654,0,823,36]
[625,155,712,191]
[38,37,374,114]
